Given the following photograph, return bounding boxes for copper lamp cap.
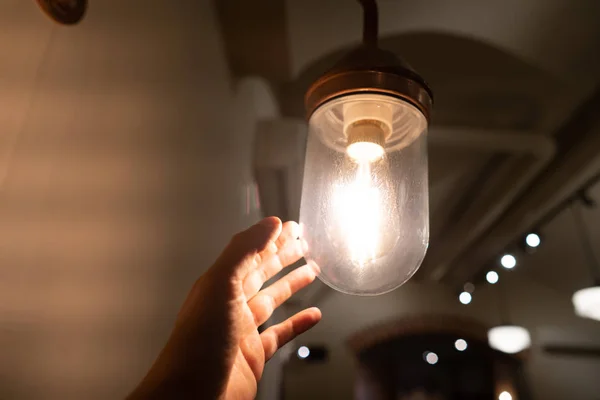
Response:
[305,46,433,122]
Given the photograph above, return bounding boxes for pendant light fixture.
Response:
[299,0,433,295]
[488,282,531,354]
[488,325,531,354]
[570,196,600,322]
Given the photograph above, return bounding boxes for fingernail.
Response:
[254,217,281,243]
[290,222,301,240]
[310,307,322,319]
[258,216,280,230]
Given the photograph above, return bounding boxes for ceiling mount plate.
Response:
[36,0,87,25]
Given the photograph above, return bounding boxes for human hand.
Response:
[128,217,321,400]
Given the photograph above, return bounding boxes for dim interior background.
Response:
[1,0,600,399]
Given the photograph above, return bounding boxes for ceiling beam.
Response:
[441,87,600,285]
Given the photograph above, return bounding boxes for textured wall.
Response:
[0,1,262,398]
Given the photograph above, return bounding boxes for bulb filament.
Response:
[333,154,383,266]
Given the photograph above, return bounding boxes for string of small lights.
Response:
[458,171,600,305]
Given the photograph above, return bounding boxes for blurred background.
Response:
[1,0,600,399]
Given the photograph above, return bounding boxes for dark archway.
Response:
[348,315,532,400]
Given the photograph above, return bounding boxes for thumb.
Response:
[214,217,282,279]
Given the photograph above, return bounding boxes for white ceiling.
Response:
[522,182,600,294]
[286,0,600,87]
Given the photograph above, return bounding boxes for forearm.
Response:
[126,354,225,400]
[127,277,233,399]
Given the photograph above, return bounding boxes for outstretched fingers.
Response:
[242,221,304,298]
[247,264,317,327]
[260,308,322,361]
[212,217,282,280]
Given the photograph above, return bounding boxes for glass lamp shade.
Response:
[299,93,429,295]
[572,286,600,321]
[488,325,531,354]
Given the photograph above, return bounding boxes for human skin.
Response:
[127,217,321,399]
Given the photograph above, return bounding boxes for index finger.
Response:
[243,221,303,298]
[212,217,282,280]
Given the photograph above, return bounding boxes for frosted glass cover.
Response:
[299,94,429,295]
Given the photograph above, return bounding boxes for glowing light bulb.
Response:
[424,351,438,365]
[572,286,600,321]
[525,233,541,248]
[488,325,531,354]
[332,161,381,265]
[297,346,310,359]
[499,391,512,400]
[459,291,472,304]
[501,254,516,269]
[299,94,429,295]
[331,146,397,266]
[455,339,468,351]
[486,271,499,284]
[347,141,385,162]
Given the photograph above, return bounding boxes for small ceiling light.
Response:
[499,391,513,400]
[572,286,600,321]
[488,325,531,354]
[525,233,541,248]
[424,351,438,365]
[569,200,600,321]
[463,282,475,293]
[455,339,468,351]
[299,0,433,295]
[297,346,310,359]
[459,291,472,305]
[486,271,499,284]
[500,254,516,269]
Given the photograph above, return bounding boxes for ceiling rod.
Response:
[357,0,378,47]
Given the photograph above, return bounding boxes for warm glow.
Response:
[299,93,428,295]
[572,286,600,321]
[455,339,468,351]
[297,346,310,359]
[488,325,531,354]
[499,391,513,400]
[347,141,385,162]
[486,271,499,284]
[501,254,516,269]
[459,291,472,305]
[333,160,384,266]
